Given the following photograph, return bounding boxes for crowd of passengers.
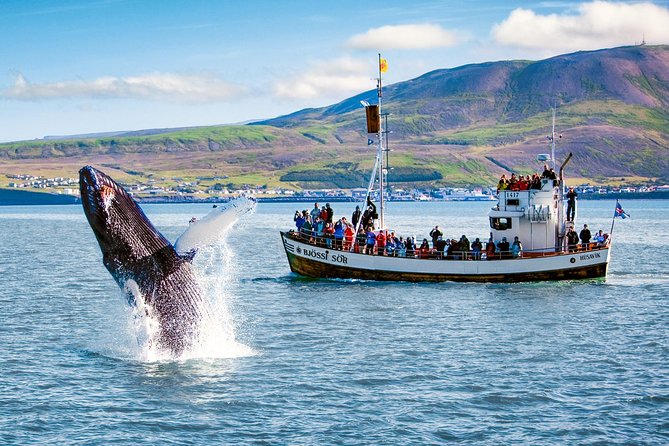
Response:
[291,199,609,260]
[497,164,558,192]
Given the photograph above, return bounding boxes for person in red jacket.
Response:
[343,223,355,251]
[376,230,387,255]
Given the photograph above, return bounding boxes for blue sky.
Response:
[2,0,669,142]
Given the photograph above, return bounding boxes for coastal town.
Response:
[4,172,669,203]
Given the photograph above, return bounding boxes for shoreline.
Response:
[2,187,669,206]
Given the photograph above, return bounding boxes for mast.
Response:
[551,107,557,170]
[377,53,385,229]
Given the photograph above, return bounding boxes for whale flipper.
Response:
[174,197,256,256]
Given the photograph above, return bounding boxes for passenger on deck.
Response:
[446,239,457,260]
[365,228,377,255]
[314,217,325,244]
[300,216,313,241]
[567,227,579,252]
[459,235,470,260]
[405,237,416,258]
[511,236,523,258]
[334,219,344,250]
[310,202,320,223]
[323,222,334,248]
[486,237,496,259]
[418,239,431,258]
[397,237,407,257]
[594,230,606,246]
[497,237,510,258]
[376,230,387,255]
[355,227,366,253]
[435,236,447,259]
[386,232,396,257]
[325,203,334,224]
[294,210,305,231]
[344,223,355,251]
[579,224,591,251]
[471,237,483,260]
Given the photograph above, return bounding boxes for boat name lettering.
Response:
[506,192,519,198]
[302,248,329,261]
[331,254,348,264]
[579,252,601,261]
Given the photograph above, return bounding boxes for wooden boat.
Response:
[281,57,613,282]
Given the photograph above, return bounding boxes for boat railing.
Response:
[284,230,610,260]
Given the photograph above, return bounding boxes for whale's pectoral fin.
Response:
[174,197,256,255]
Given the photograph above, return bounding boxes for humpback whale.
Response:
[79,166,210,356]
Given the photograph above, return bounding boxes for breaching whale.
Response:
[79,165,253,356]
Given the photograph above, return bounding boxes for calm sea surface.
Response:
[0,200,667,445]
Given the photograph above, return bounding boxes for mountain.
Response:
[1,45,668,189]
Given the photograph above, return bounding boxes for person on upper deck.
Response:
[566,186,578,222]
[352,205,361,228]
[430,225,443,248]
[508,174,518,191]
[541,164,551,179]
[530,173,542,190]
[517,175,529,191]
[497,175,508,193]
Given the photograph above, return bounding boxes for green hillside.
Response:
[1,45,668,190]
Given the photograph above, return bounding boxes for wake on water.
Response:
[95,198,257,363]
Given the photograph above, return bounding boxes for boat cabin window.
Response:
[506,198,520,206]
[490,217,512,230]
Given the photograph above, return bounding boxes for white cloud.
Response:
[274,56,373,100]
[492,1,669,52]
[346,24,458,50]
[2,72,249,102]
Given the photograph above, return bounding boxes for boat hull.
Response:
[281,232,610,283]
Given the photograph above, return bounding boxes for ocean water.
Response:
[0,200,667,444]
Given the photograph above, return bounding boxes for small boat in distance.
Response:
[280,57,614,282]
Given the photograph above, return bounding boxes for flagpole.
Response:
[609,200,617,235]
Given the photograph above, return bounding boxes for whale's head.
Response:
[79,166,171,277]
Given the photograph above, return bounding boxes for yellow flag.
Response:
[379,58,388,73]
